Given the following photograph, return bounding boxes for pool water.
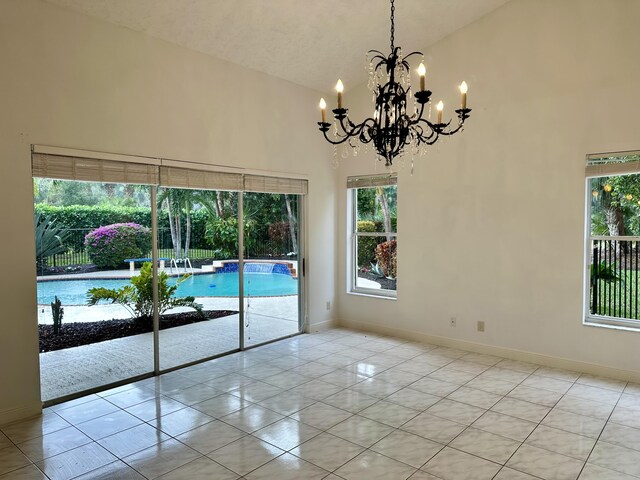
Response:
[37,272,298,305]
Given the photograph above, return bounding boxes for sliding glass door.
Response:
[242,192,302,347]
[33,149,305,403]
[34,179,154,402]
[157,187,240,371]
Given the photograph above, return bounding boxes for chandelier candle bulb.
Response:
[336,79,344,109]
[418,63,426,91]
[459,81,468,108]
[436,101,444,123]
[319,98,327,122]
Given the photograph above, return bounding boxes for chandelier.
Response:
[317,0,471,167]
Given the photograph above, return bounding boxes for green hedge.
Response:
[34,205,212,250]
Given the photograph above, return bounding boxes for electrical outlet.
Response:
[326,301,331,311]
[450,317,456,327]
[477,321,485,332]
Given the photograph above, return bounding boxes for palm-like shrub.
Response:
[87,262,203,320]
[84,223,151,268]
[34,212,70,272]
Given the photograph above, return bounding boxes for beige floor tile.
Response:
[17,426,92,462]
[335,450,417,480]
[123,438,202,479]
[290,432,364,471]
[36,442,117,480]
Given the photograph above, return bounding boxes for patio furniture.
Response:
[124,257,170,272]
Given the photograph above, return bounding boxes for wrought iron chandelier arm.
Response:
[412,122,439,145]
[319,127,352,146]
[336,114,375,139]
[435,108,472,136]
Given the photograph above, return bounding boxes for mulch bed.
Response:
[358,271,397,290]
[39,310,237,353]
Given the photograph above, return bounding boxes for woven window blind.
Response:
[32,151,308,194]
[243,174,308,195]
[347,174,397,189]
[159,166,243,191]
[32,153,159,185]
[586,151,640,178]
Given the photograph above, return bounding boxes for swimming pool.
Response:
[37,271,298,305]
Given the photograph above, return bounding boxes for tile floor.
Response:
[2,327,640,479]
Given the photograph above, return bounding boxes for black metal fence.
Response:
[590,237,640,321]
[43,228,295,268]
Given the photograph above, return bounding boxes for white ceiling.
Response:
[44,0,511,92]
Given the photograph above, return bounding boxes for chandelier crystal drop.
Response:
[317,0,471,167]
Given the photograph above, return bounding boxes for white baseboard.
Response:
[338,318,640,384]
[0,401,42,427]
[306,319,335,333]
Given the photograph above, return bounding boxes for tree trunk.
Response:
[165,199,179,259]
[376,187,392,241]
[284,195,297,254]
[216,192,225,218]
[604,206,623,236]
[184,200,191,259]
[174,213,182,259]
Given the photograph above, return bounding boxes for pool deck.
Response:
[37,260,299,281]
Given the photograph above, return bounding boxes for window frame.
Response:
[583,150,640,331]
[347,181,397,299]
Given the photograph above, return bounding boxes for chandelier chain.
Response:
[390,0,395,51]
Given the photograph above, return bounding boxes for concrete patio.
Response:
[39,296,300,402]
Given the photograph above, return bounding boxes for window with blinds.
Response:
[347,174,398,298]
[584,150,640,330]
[31,153,159,185]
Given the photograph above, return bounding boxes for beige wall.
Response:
[0,0,336,423]
[337,0,640,377]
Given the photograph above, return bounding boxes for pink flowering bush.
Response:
[84,223,151,268]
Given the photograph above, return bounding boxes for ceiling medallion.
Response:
[317,0,471,167]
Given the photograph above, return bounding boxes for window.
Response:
[348,174,397,297]
[585,151,640,330]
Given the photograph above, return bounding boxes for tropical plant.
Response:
[370,262,385,278]
[86,262,202,320]
[205,217,255,259]
[375,239,397,278]
[590,261,623,285]
[34,212,70,271]
[84,223,151,268]
[51,296,64,334]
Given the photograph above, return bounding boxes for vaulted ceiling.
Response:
[45,0,511,92]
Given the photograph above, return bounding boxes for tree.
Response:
[592,174,640,237]
[376,186,392,241]
[157,188,196,260]
[284,194,298,253]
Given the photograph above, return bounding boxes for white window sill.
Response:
[584,316,640,333]
[348,289,397,300]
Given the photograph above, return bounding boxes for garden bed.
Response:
[39,310,237,353]
[358,271,397,290]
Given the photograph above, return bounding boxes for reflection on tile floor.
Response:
[3,327,640,479]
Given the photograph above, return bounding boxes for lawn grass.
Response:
[590,269,640,320]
